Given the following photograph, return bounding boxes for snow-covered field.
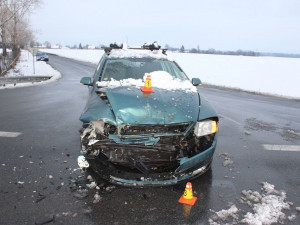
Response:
[42,48,300,99]
[0,50,61,89]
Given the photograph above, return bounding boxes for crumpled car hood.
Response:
[103,86,199,126]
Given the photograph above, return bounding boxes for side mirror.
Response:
[80,77,92,86]
[192,78,202,86]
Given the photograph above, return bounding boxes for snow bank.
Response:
[209,205,239,223]
[42,49,300,98]
[96,71,197,93]
[0,50,61,90]
[209,182,294,225]
[241,182,290,225]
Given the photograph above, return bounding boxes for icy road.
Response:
[0,55,299,225]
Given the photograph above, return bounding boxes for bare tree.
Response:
[44,41,51,48]
[0,0,40,58]
[13,17,34,47]
[9,0,40,58]
[0,0,11,56]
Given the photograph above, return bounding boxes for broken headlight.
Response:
[194,119,218,137]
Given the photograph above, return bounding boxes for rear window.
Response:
[36,52,46,56]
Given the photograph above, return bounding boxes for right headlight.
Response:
[194,119,218,137]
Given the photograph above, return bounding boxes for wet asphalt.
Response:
[0,55,299,225]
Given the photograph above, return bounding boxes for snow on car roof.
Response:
[108,48,173,60]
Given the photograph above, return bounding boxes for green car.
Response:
[78,42,218,187]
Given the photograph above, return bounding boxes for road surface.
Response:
[0,55,299,225]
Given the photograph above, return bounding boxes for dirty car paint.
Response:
[79,92,117,125]
[103,86,199,126]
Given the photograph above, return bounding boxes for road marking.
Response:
[219,114,242,126]
[0,131,22,138]
[263,144,300,152]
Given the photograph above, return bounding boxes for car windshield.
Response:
[100,58,188,81]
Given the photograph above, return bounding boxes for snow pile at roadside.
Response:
[0,50,61,89]
[6,50,59,78]
[209,182,296,225]
[241,182,290,224]
[209,205,240,224]
[42,48,300,99]
[97,71,197,93]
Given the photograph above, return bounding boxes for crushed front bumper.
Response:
[79,138,217,187]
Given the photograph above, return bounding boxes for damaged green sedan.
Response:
[78,42,218,187]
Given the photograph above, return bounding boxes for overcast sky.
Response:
[30,0,300,54]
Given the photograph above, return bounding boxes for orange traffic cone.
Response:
[178,182,197,206]
[141,74,154,93]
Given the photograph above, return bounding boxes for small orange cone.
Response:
[141,74,154,93]
[178,182,197,206]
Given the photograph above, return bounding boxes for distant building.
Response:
[51,45,60,49]
[88,45,96,49]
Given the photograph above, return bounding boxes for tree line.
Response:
[168,44,260,56]
[0,0,39,58]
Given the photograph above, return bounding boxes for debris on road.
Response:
[105,185,115,193]
[82,206,93,214]
[244,130,251,135]
[288,214,296,221]
[223,158,233,167]
[56,211,78,218]
[34,216,55,225]
[245,118,276,131]
[218,152,234,168]
[36,194,47,203]
[281,128,300,141]
[209,204,239,224]
[73,189,88,200]
[86,181,97,189]
[93,192,101,204]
